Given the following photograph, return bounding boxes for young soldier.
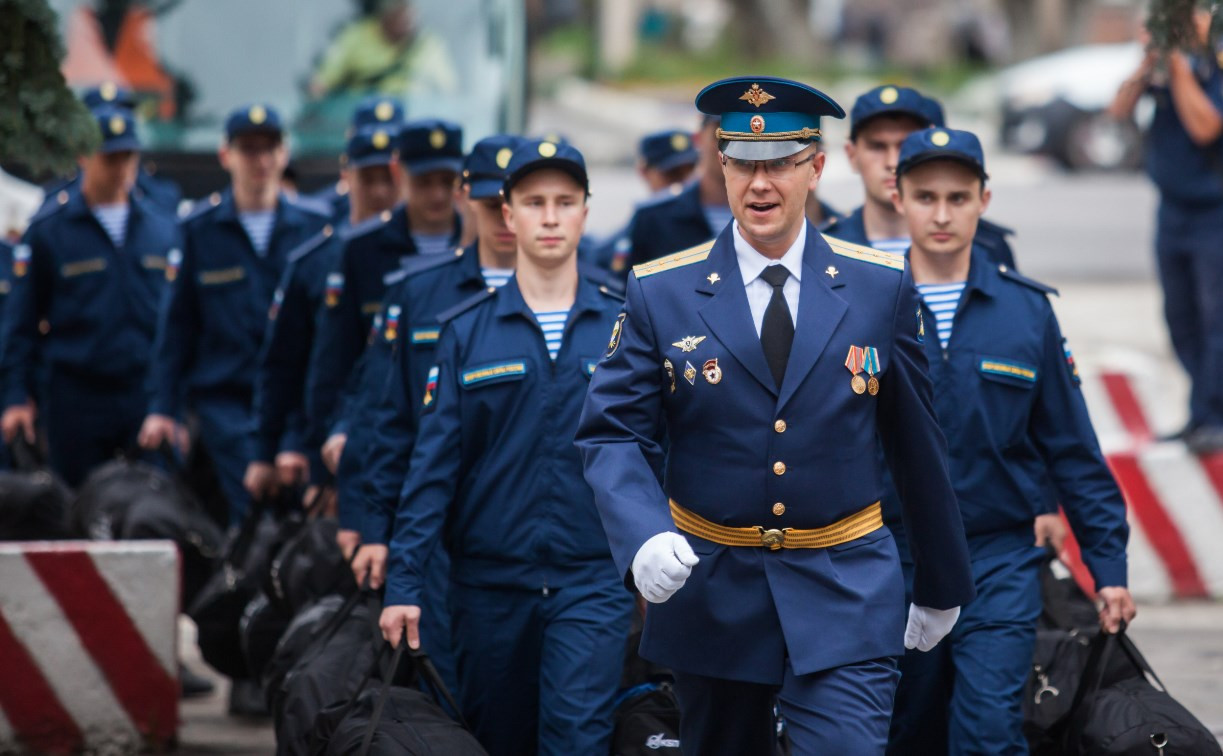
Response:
[379,140,632,754]
[885,128,1135,754]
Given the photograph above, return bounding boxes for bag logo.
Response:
[645,733,680,750]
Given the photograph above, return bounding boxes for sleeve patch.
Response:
[1063,340,1081,385]
[324,272,344,307]
[422,365,439,409]
[605,312,626,358]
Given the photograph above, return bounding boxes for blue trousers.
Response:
[673,657,900,755]
[887,546,1044,756]
[448,578,633,756]
[195,394,255,525]
[44,371,150,487]
[1156,199,1223,428]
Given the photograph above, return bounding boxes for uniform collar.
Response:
[494,265,604,321]
[962,243,998,300]
[732,220,805,287]
[457,242,486,285]
[214,188,290,224]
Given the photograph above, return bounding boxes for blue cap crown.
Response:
[695,76,844,160]
[503,139,588,195]
[398,118,463,173]
[463,135,524,199]
[91,106,140,153]
[351,97,406,130]
[82,82,137,111]
[345,126,398,168]
[639,129,698,171]
[896,128,988,181]
[225,103,283,140]
[850,85,940,138]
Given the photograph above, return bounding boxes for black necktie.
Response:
[759,265,794,387]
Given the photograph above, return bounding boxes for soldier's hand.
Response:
[1,403,36,444]
[904,603,960,652]
[353,544,389,589]
[380,604,421,649]
[275,451,310,487]
[321,433,347,474]
[139,414,190,453]
[1097,586,1137,634]
[1033,513,1067,553]
[336,528,361,560]
[244,461,278,499]
[631,532,700,604]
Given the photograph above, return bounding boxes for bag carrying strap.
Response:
[355,639,471,756]
[9,435,42,473]
[1066,623,1163,718]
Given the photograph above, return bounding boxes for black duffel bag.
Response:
[241,591,294,684]
[1062,628,1221,755]
[612,682,682,755]
[264,489,355,617]
[0,438,72,540]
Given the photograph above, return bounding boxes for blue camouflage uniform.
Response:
[824,85,1016,269]
[148,105,329,523]
[577,77,975,755]
[1144,50,1223,439]
[882,129,1128,755]
[2,107,179,486]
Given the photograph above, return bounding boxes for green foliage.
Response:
[0,0,99,176]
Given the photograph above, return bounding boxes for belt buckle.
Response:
[758,527,786,550]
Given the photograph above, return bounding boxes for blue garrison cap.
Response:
[463,134,524,199]
[639,129,699,171]
[850,85,941,138]
[695,76,844,160]
[351,97,405,130]
[91,106,140,153]
[399,118,463,174]
[345,126,398,169]
[82,82,137,111]
[896,128,989,181]
[225,103,284,140]
[503,139,588,196]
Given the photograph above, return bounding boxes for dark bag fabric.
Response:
[262,595,347,702]
[0,470,72,540]
[611,682,683,755]
[241,591,293,684]
[1063,629,1221,755]
[264,495,355,616]
[1037,547,1101,631]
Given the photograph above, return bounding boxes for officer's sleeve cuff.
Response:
[1089,560,1128,591]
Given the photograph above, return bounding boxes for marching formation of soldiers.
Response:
[1,75,1137,755]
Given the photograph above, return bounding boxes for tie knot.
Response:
[760,265,790,288]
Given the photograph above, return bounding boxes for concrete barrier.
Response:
[0,541,179,754]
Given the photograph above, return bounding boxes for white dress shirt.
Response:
[733,221,805,337]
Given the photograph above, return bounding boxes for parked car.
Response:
[998,42,1152,171]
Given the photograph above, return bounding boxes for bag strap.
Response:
[10,435,42,472]
[357,641,406,756]
[1114,628,1168,692]
[407,644,469,730]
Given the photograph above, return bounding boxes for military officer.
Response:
[825,85,1015,268]
[0,106,178,486]
[244,123,403,500]
[379,140,632,755]
[575,77,976,755]
[305,118,464,474]
[139,104,329,525]
[884,128,1134,754]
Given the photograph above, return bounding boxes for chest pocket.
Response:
[974,354,1038,447]
[459,359,529,390]
[977,356,1038,389]
[409,327,441,348]
[197,266,247,287]
[59,257,108,279]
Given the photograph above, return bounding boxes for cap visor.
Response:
[466,178,504,199]
[851,108,931,138]
[898,152,988,181]
[404,157,463,175]
[504,160,589,195]
[227,125,283,141]
[720,139,809,160]
[650,150,699,172]
[99,137,141,154]
[348,154,396,169]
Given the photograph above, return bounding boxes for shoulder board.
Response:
[823,235,905,271]
[436,287,496,324]
[181,193,224,223]
[998,265,1058,296]
[977,218,1015,240]
[391,248,466,284]
[287,224,339,263]
[632,239,715,279]
[27,194,71,225]
[578,261,625,296]
[346,209,393,240]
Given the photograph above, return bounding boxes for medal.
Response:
[684,360,697,386]
[702,358,722,385]
[672,335,707,353]
[863,346,880,396]
[851,375,867,395]
[845,345,866,395]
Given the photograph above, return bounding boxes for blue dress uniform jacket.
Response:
[148,190,328,415]
[626,181,715,270]
[384,275,625,607]
[250,222,345,468]
[575,223,976,685]
[826,206,1017,270]
[3,188,177,407]
[883,251,1129,587]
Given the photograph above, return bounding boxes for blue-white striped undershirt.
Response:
[481,267,513,289]
[916,282,966,350]
[93,203,129,247]
[239,210,276,257]
[870,237,910,256]
[413,232,452,256]
[534,309,569,361]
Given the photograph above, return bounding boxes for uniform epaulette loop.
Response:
[823,235,905,272]
[632,239,716,278]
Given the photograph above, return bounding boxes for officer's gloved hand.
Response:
[904,603,961,652]
[632,532,699,604]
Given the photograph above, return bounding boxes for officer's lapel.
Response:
[777,228,847,409]
[696,231,777,395]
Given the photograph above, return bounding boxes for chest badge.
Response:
[707,272,721,285]
[863,346,881,395]
[672,335,707,353]
[664,359,676,393]
[825,265,838,279]
[683,360,697,386]
[845,345,866,395]
[606,313,626,358]
[702,359,722,385]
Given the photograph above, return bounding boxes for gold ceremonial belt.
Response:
[670,500,883,551]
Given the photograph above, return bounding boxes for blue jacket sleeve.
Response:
[1032,313,1129,589]
[147,231,199,418]
[384,325,464,607]
[574,272,674,583]
[0,233,47,408]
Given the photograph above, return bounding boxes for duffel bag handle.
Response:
[10,434,42,473]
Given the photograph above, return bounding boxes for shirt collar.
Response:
[733,220,806,286]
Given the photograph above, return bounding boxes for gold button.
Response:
[772,502,785,516]
[774,419,787,433]
[773,461,786,476]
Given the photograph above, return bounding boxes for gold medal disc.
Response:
[851,375,867,395]
[867,376,879,396]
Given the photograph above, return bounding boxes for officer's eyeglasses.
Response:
[721,153,815,179]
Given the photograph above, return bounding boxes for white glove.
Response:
[904,603,961,652]
[632,532,700,604]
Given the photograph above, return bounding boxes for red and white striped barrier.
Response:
[1067,364,1223,601]
[0,541,179,754]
